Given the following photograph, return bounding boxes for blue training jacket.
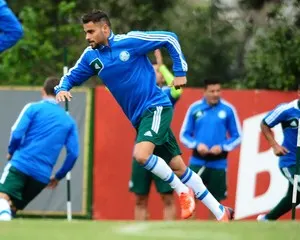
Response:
[8,98,79,184]
[180,98,242,169]
[263,99,300,168]
[0,0,23,53]
[55,31,188,127]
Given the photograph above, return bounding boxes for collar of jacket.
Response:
[202,97,221,109]
[42,97,57,104]
[97,30,115,50]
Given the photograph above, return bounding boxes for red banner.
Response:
[93,87,298,220]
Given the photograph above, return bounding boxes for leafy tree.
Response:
[0,1,82,85]
[244,22,299,90]
[163,1,240,87]
[1,0,176,85]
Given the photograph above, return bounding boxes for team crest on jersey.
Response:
[90,58,103,74]
[119,51,130,62]
[218,110,227,119]
[194,110,203,119]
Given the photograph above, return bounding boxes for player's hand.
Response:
[272,144,289,156]
[197,143,209,156]
[154,49,163,66]
[209,145,222,155]
[173,76,187,89]
[6,153,12,161]
[47,176,59,189]
[56,91,72,102]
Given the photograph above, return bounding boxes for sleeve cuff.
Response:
[174,71,186,77]
[262,119,272,128]
[55,172,63,181]
[54,85,62,95]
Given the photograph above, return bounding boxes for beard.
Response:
[89,41,100,49]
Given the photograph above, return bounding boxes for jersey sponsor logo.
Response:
[90,58,103,74]
[218,110,227,119]
[119,51,130,62]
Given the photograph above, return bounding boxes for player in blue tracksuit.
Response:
[0,0,23,53]
[257,84,300,221]
[180,78,242,209]
[55,10,234,221]
[0,77,79,221]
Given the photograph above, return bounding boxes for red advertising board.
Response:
[93,86,298,220]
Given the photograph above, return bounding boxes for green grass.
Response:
[1,220,300,240]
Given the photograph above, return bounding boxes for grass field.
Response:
[1,220,300,240]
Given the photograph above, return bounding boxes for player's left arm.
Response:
[180,105,197,149]
[7,103,33,156]
[54,121,80,181]
[221,107,242,152]
[127,31,188,78]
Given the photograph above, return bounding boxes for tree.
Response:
[242,1,299,90]
[0,1,82,85]
[163,1,240,87]
[0,0,177,85]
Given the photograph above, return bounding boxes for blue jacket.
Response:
[8,98,79,183]
[0,0,23,53]
[263,99,300,168]
[55,31,187,126]
[180,98,242,169]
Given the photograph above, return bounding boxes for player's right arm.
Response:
[55,47,95,102]
[0,2,23,53]
[8,103,33,156]
[261,104,290,156]
[180,105,197,149]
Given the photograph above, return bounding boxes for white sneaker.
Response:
[257,214,268,221]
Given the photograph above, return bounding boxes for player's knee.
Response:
[161,194,174,207]
[0,192,11,202]
[133,150,151,165]
[133,142,155,165]
[135,195,148,208]
[0,192,15,210]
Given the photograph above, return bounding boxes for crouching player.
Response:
[0,77,79,221]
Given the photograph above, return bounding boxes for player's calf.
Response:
[160,193,176,220]
[134,194,149,220]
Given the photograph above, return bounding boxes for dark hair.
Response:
[81,10,111,27]
[203,77,221,89]
[43,77,60,96]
